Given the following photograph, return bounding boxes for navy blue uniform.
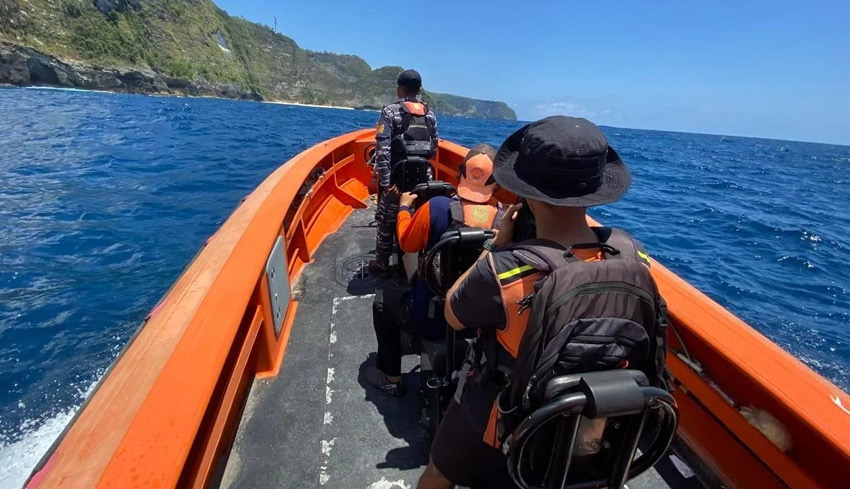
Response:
[373,97,438,272]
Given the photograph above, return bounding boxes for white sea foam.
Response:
[0,379,99,489]
[23,86,115,95]
[0,408,75,489]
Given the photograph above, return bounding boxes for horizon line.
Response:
[7,85,849,148]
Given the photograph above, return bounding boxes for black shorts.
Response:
[430,401,510,488]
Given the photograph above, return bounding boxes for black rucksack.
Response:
[499,228,669,437]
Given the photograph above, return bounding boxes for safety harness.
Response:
[390,101,435,191]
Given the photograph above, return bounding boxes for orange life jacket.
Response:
[403,101,427,115]
[488,244,606,358]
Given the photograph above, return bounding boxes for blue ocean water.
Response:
[0,87,848,486]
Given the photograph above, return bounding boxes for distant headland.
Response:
[0,0,516,120]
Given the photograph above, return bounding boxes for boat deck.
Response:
[218,204,712,489]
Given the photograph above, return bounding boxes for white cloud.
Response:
[532,101,598,119]
[520,98,618,123]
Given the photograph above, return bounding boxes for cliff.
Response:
[0,0,516,120]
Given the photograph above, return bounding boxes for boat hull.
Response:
[25,130,850,489]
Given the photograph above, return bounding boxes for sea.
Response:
[0,86,848,487]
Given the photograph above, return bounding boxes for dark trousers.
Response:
[372,300,402,377]
[374,190,400,269]
[431,401,513,488]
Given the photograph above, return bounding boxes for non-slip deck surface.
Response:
[220,206,429,489]
[219,204,712,489]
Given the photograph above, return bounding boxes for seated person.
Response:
[418,117,645,489]
[367,144,503,397]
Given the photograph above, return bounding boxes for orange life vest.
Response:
[402,101,427,115]
[488,245,606,358]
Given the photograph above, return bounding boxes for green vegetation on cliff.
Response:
[0,0,516,119]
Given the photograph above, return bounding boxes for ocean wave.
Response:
[0,376,99,489]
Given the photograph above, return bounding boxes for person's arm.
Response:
[445,255,505,331]
[428,110,439,156]
[374,109,393,188]
[396,194,431,253]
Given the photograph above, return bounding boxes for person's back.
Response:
[396,144,501,252]
[418,116,664,489]
[371,69,439,277]
[367,145,500,396]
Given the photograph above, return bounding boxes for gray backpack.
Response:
[500,228,669,429]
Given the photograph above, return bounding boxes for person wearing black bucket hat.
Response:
[418,116,654,489]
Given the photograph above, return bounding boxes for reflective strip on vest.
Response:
[496,264,534,281]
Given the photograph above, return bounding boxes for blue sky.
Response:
[215,0,849,145]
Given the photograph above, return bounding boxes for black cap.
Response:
[492,116,631,207]
[397,69,422,90]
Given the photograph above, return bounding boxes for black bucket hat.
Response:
[493,116,631,207]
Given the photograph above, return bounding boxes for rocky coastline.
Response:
[0,42,263,101]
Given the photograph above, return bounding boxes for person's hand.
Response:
[400,192,418,208]
[493,202,523,249]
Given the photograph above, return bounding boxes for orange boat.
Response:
[23,129,850,489]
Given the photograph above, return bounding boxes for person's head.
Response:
[457,144,498,204]
[396,69,422,98]
[493,116,631,225]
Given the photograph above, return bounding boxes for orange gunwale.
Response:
[24,130,850,489]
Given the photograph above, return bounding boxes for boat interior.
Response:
[23,130,850,489]
[215,203,703,489]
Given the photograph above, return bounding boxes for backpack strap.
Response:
[511,239,579,273]
[597,228,666,387]
[394,106,412,147]
[595,227,651,267]
[449,200,464,224]
[492,207,506,229]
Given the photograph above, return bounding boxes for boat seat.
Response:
[504,370,678,489]
[411,180,456,202]
[422,227,494,297]
[391,159,435,193]
[419,336,444,368]
[390,180,455,281]
[420,334,474,378]
[397,313,472,378]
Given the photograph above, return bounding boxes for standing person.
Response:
[370,69,439,278]
[367,145,502,396]
[418,116,661,489]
